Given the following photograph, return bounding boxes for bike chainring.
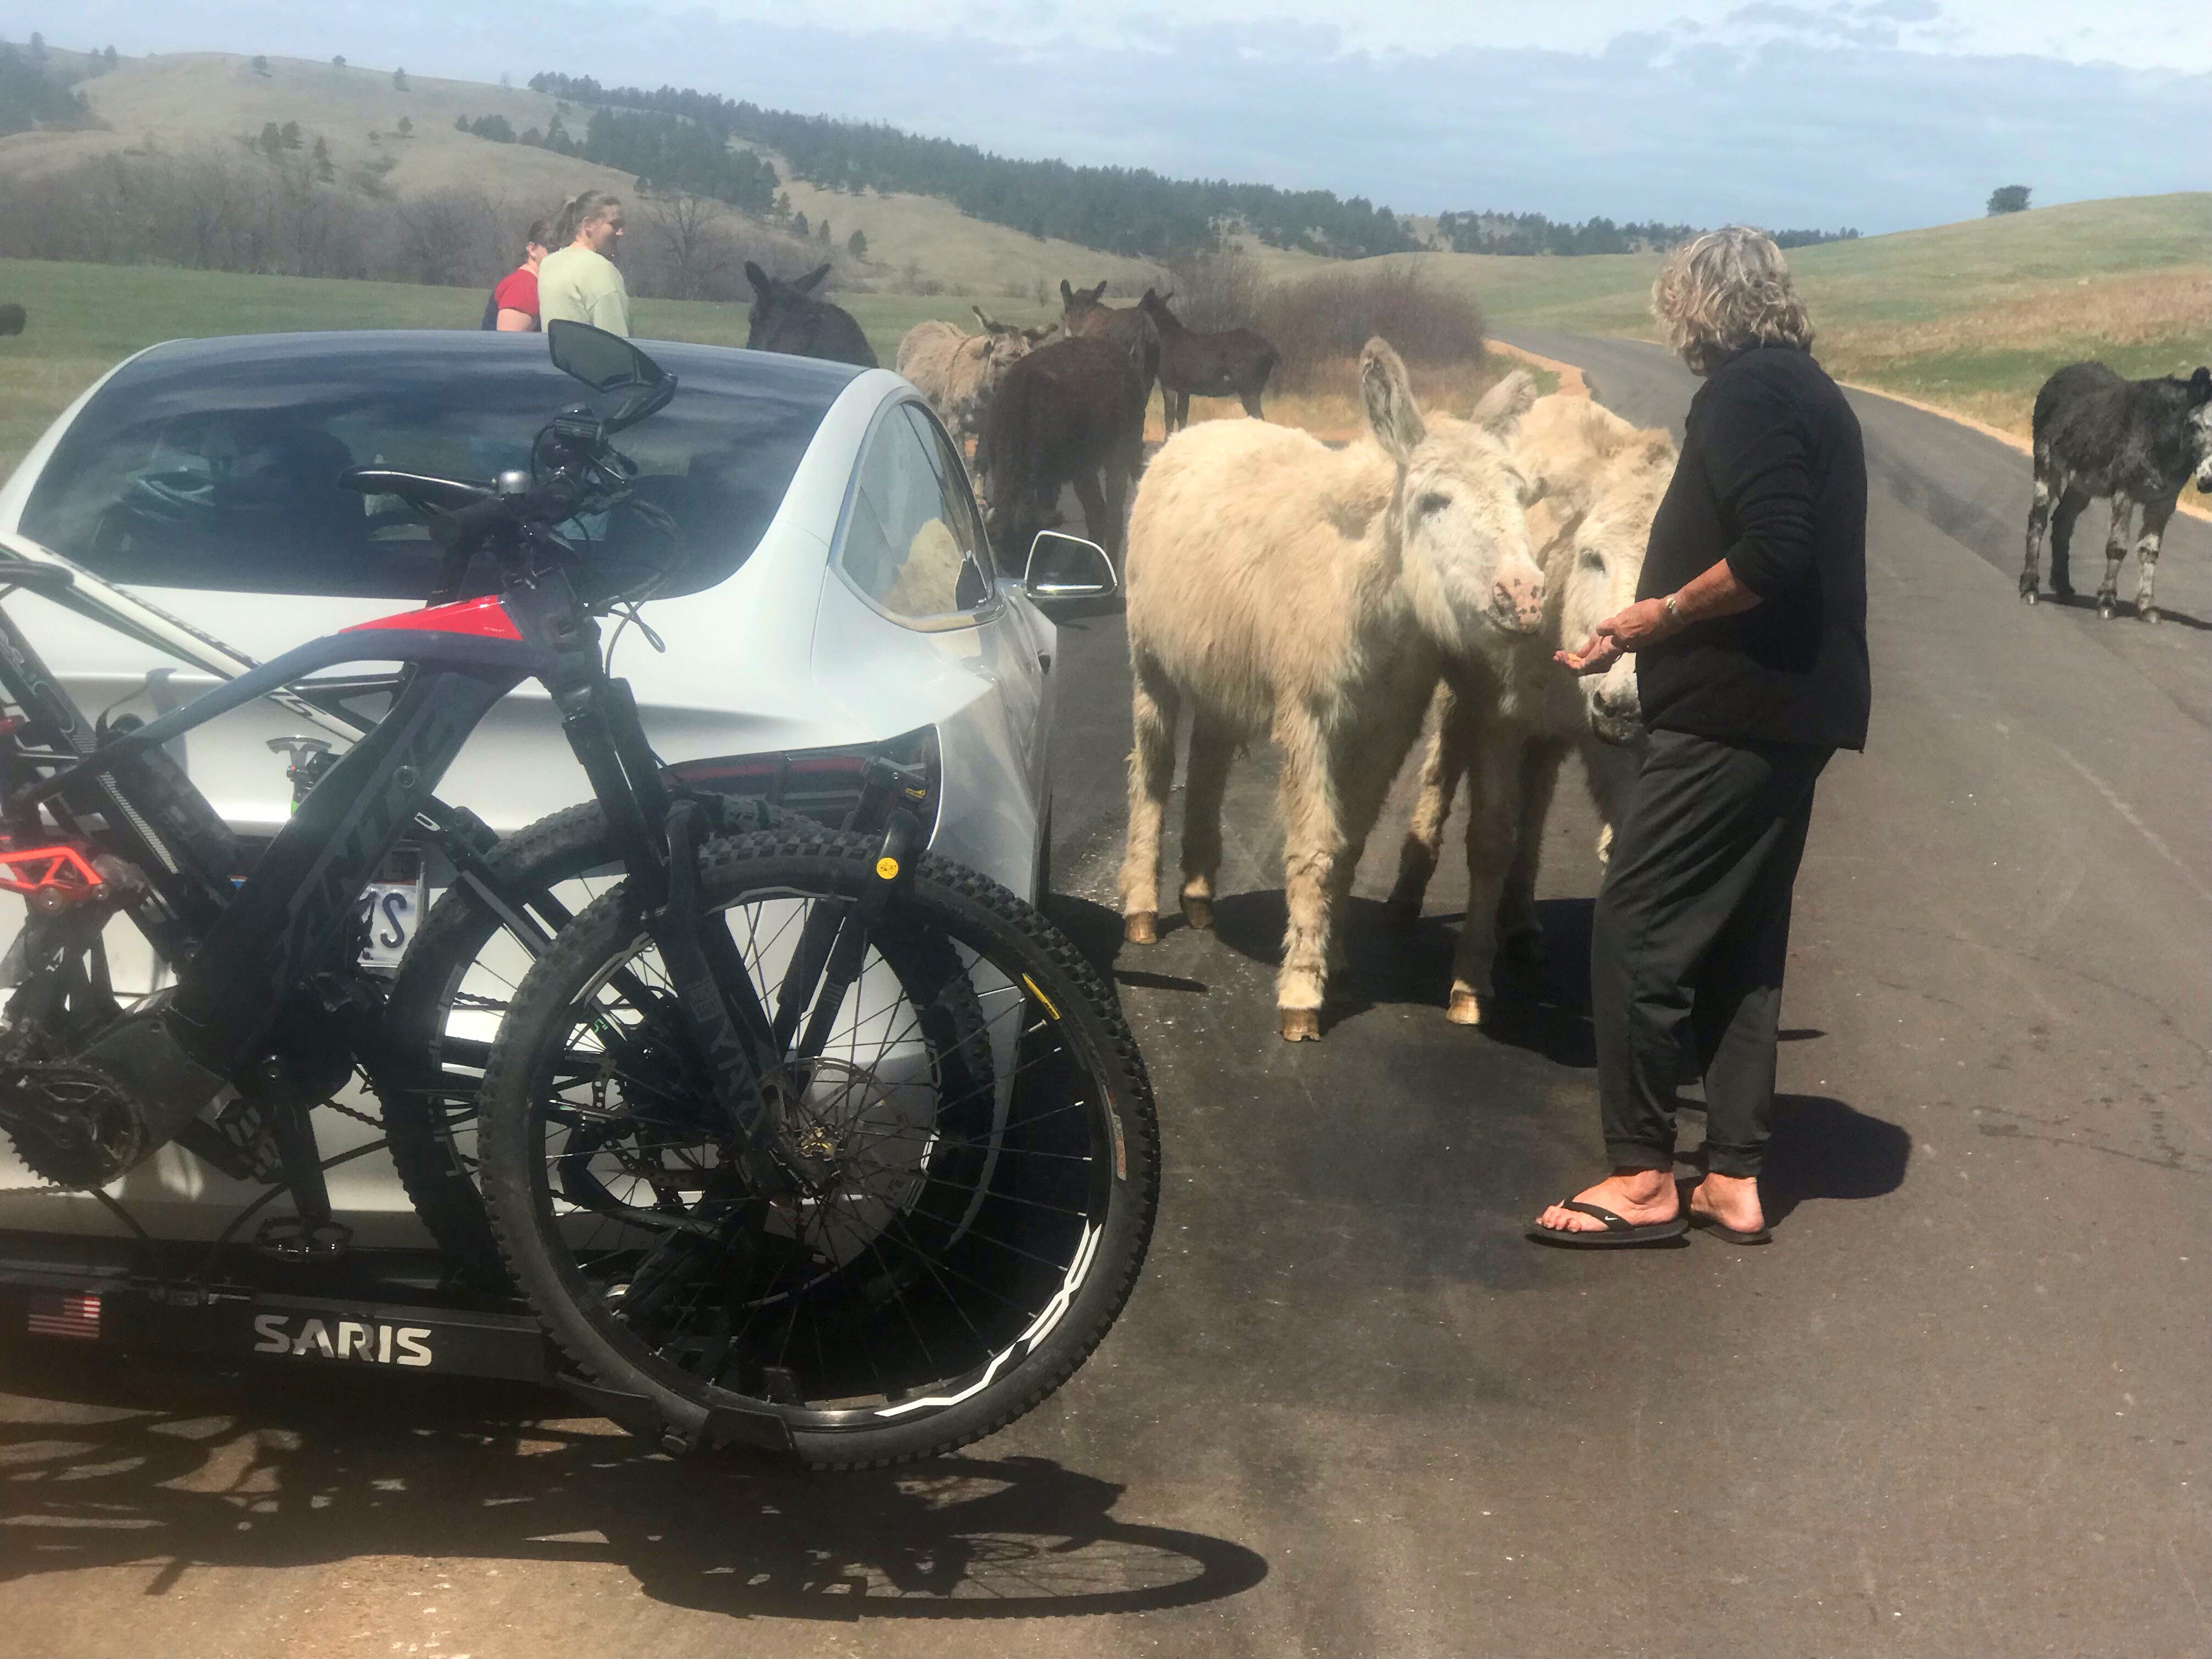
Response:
[0,1056,148,1189]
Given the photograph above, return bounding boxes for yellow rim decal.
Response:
[874,856,899,880]
[1021,973,1060,1021]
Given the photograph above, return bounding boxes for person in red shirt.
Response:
[481,218,552,331]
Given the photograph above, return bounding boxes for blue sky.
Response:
[3,1,2203,232]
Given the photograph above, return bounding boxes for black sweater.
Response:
[1635,343,1871,751]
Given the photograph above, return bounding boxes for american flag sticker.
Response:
[26,1292,101,1340]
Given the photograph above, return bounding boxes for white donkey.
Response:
[1386,392,1677,1024]
[1118,341,1545,1040]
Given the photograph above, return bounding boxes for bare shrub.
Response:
[394,189,510,288]
[1160,244,1262,332]
[0,149,819,304]
[1253,265,1487,391]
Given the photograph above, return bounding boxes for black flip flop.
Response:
[1526,1200,1689,1249]
[1688,1213,1772,1245]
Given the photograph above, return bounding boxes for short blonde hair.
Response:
[1652,227,1813,374]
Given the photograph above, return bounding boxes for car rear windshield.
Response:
[16,332,859,601]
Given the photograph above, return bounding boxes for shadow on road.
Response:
[1203,888,1600,1064]
[2033,590,2212,632]
[0,1352,1268,1622]
[1758,1094,1914,1223]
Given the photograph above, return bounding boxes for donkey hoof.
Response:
[1445,990,1485,1026]
[2098,597,2117,620]
[1279,1008,1322,1042]
[1123,911,1158,945]
[1180,894,1214,931]
[2141,606,2162,625]
[1384,893,1423,928]
[2021,588,2038,606]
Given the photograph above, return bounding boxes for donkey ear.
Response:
[795,263,831,294]
[2191,366,2212,404]
[1059,279,1075,304]
[1359,338,1426,465]
[972,305,997,333]
[1471,369,1538,438]
[744,261,771,297]
[1087,281,1108,303]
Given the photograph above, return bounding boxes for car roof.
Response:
[108,328,868,401]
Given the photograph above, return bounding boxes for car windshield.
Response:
[15,332,861,601]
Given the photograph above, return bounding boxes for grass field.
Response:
[1369,193,2210,438]
[0,258,1076,477]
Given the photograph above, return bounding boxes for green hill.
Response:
[0,50,1166,297]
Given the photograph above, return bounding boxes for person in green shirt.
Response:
[537,191,631,336]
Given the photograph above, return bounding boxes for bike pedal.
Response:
[213,1094,286,1183]
[252,1214,353,1260]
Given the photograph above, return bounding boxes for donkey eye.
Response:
[1577,548,1608,572]
[1414,492,1451,518]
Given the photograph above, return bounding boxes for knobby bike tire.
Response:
[476,826,1160,1470]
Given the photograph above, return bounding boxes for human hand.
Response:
[1555,633,1623,675]
[1555,597,1676,675]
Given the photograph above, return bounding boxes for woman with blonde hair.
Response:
[536,190,630,336]
[1531,225,1870,1248]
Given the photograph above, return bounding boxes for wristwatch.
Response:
[1662,594,1684,627]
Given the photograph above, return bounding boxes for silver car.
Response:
[0,329,1096,1244]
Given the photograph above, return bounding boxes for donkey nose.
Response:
[1492,566,1546,633]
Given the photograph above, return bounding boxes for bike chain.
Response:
[0,1080,391,1194]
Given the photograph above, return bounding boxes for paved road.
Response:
[3,337,2204,1657]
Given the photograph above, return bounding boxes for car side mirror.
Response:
[1021,531,1118,601]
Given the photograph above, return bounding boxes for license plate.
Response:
[358,847,425,972]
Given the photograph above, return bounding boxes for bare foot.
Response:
[1687,1172,1765,1234]
[1534,1169,1678,1234]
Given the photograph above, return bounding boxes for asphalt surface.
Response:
[3,336,2205,1657]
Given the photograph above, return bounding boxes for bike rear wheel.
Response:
[477,826,1159,1469]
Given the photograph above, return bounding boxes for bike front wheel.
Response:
[477,827,1159,1470]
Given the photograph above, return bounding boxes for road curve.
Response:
[1,335,2203,1658]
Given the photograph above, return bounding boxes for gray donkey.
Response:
[2021,362,2212,623]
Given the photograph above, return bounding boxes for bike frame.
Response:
[0,528,810,1195]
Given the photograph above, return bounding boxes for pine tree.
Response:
[791,210,809,238]
[818,219,831,243]
[392,67,409,92]
[847,228,867,260]
[280,120,302,149]
[258,122,285,160]
[332,55,346,69]
[396,115,413,137]
[311,136,335,182]
[251,55,270,76]
[102,46,119,67]
[455,113,470,132]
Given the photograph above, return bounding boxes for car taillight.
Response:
[664,726,941,837]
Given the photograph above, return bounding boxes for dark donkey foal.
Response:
[2022,361,2212,623]
[744,261,878,368]
[1138,289,1277,435]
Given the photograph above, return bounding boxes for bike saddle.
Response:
[338,467,495,514]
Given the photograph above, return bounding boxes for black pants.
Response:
[1591,729,1831,1179]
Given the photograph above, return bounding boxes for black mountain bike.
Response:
[0,323,1158,1468]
